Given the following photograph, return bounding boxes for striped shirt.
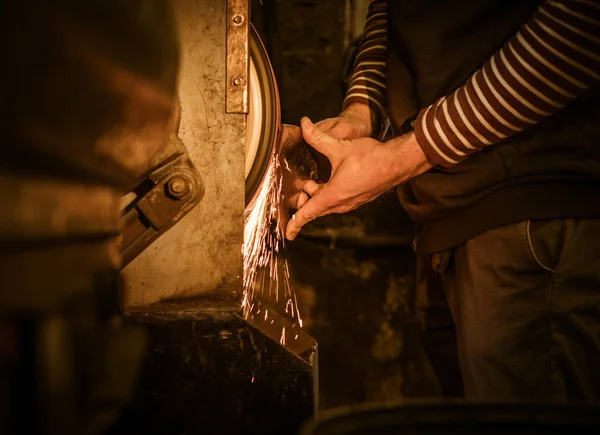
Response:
[343,0,388,120]
[345,0,600,168]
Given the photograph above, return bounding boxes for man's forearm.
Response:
[414,0,600,168]
[387,132,433,186]
[343,0,388,126]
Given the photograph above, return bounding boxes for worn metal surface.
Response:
[114,305,315,435]
[122,0,246,308]
[280,124,318,181]
[226,0,249,114]
[245,300,316,363]
[120,137,204,267]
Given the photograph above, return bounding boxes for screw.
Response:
[233,15,243,24]
[166,175,191,199]
[170,178,186,194]
[233,77,243,86]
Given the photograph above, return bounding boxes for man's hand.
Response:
[285,117,432,241]
[279,103,376,212]
[316,102,377,140]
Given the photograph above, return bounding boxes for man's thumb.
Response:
[301,117,341,160]
[285,196,324,241]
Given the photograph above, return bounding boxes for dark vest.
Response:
[386,0,600,254]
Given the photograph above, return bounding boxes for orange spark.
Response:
[242,150,303,331]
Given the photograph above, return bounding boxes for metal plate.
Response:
[121,13,279,308]
[226,0,249,114]
[121,0,245,308]
[245,25,280,206]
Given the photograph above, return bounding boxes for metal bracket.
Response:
[226,0,249,114]
[119,138,204,267]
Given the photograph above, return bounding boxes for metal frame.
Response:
[119,136,204,267]
[226,0,250,114]
[121,0,246,308]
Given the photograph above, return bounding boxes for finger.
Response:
[286,190,335,241]
[283,192,300,209]
[315,118,338,133]
[302,179,323,197]
[296,192,309,209]
[301,117,343,161]
[282,186,311,209]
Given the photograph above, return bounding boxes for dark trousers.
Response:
[417,219,600,403]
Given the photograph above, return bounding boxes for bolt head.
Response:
[170,179,185,193]
[167,176,191,199]
[233,77,243,86]
[233,15,243,24]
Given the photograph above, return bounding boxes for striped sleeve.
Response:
[414,0,600,168]
[343,0,388,121]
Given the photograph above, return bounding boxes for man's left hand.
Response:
[285,117,432,241]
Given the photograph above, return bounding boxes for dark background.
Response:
[252,0,440,409]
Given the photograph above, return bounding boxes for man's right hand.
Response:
[316,102,377,140]
[280,103,376,210]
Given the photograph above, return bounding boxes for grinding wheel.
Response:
[245,24,281,206]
